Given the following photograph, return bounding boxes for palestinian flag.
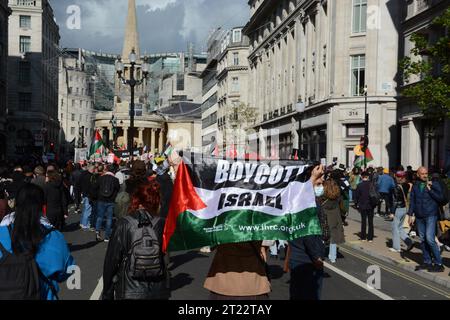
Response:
[354,147,374,168]
[162,158,322,252]
[89,130,105,159]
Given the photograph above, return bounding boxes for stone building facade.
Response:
[58,48,95,161]
[398,0,449,171]
[7,0,60,159]
[244,0,401,166]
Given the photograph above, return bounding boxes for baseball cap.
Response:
[395,171,407,178]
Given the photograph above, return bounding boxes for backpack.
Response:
[437,179,449,207]
[124,211,165,281]
[0,226,58,300]
[114,192,130,220]
[369,182,381,208]
[99,176,115,199]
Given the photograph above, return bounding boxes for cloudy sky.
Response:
[49,0,249,54]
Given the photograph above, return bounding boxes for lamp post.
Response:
[78,125,85,148]
[110,115,117,149]
[115,49,149,156]
[363,85,369,170]
[296,99,305,160]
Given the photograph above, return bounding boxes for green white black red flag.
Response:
[163,157,322,252]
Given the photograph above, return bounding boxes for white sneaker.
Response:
[410,231,417,237]
[200,246,211,253]
[389,248,401,253]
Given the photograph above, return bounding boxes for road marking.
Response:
[90,277,103,300]
[324,262,394,300]
[340,246,450,298]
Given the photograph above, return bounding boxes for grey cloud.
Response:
[49,0,249,53]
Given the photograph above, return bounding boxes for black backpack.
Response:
[99,176,115,199]
[435,179,449,207]
[369,182,381,208]
[0,226,58,300]
[124,211,165,281]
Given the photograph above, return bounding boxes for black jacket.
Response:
[43,178,68,230]
[156,173,173,219]
[31,175,46,191]
[71,169,82,192]
[354,180,374,211]
[102,211,170,300]
[95,173,120,203]
[7,172,25,199]
[79,170,93,197]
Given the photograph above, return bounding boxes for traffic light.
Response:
[49,142,55,152]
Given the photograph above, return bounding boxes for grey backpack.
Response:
[124,211,165,281]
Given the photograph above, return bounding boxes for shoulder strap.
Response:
[5,225,59,300]
[0,239,9,257]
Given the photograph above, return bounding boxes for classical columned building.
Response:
[398,0,449,171]
[94,0,166,153]
[244,0,402,167]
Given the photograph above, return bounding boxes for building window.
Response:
[71,114,75,121]
[346,124,365,137]
[18,93,31,111]
[70,127,75,135]
[351,55,366,96]
[233,52,239,66]
[176,74,184,91]
[352,0,367,33]
[61,113,63,120]
[19,15,31,29]
[71,100,75,108]
[18,61,31,85]
[233,29,242,43]
[231,77,239,92]
[19,36,31,53]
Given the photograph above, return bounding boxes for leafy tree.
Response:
[400,8,450,127]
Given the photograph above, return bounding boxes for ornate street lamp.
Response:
[110,115,117,149]
[115,49,149,156]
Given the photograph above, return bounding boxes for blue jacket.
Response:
[377,174,395,194]
[0,225,75,300]
[408,181,444,218]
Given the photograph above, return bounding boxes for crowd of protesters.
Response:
[0,152,449,300]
